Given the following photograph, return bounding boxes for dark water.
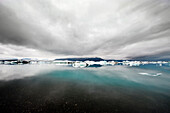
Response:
[0,64,170,113]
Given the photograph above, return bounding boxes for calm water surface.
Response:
[0,64,170,113]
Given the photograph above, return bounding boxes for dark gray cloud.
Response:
[0,0,170,59]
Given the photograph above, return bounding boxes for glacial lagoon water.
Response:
[0,64,170,113]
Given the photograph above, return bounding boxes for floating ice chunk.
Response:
[138,73,162,77]
[139,73,150,75]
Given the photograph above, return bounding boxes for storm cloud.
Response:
[0,0,170,59]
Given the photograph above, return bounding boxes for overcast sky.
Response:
[0,0,170,60]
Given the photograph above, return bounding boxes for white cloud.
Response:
[0,0,169,59]
[0,43,56,58]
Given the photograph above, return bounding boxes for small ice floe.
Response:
[138,72,162,77]
[72,61,88,68]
